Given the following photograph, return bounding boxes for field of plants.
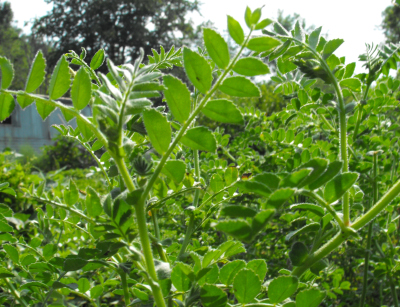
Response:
[1,5,400,307]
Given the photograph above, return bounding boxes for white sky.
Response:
[9,0,394,72]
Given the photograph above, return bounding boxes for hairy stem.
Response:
[5,278,29,307]
[359,152,377,307]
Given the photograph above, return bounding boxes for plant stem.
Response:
[113,157,166,307]
[119,270,130,306]
[359,152,378,307]
[5,278,29,307]
[353,83,371,142]
[178,150,200,259]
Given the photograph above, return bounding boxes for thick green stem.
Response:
[114,157,166,307]
[359,153,378,307]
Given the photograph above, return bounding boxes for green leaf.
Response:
[42,244,57,261]
[247,36,281,52]
[162,160,186,184]
[0,266,14,278]
[77,118,94,140]
[233,57,270,76]
[290,204,324,216]
[216,220,253,242]
[244,6,253,29]
[236,181,271,197]
[285,223,320,241]
[125,98,152,115]
[64,180,79,206]
[25,50,46,93]
[3,244,19,264]
[247,259,267,280]
[280,169,312,188]
[90,285,103,299]
[0,56,14,89]
[224,167,238,185]
[200,284,227,307]
[78,278,90,293]
[90,49,105,70]
[0,220,13,232]
[251,209,275,234]
[183,47,212,94]
[289,242,309,266]
[17,94,34,109]
[35,98,55,120]
[63,257,88,271]
[202,99,243,124]
[142,109,171,155]
[296,289,326,307]
[294,21,305,42]
[220,260,246,286]
[308,27,322,50]
[277,57,297,74]
[268,276,298,304]
[0,93,15,122]
[71,67,92,110]
[308,161,343,190]
[233,268,261,304]
[322,39,344,59]
[49,55,71,100]
[344,62,356,78]
[197,264,219,286]
[171,262,193,291]
[86,187,102,218]
[220,205,257,218]
[220,76,260,97]
[297,158,328,188]
[181,127,216,152]
[20,281,49,290]
[228,15,244,45]
[163,75,191,124]
[324,172,359,204]
[310,259,328,275]
[203,28,230,69]
[267,188,295,208]
[255,18,273,30]
[252,173,280,190]
[340,78,362,92]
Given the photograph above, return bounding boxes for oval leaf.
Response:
[183,47,212,94]
[203,28,230,69]
[233,57,270,76]
[268,276,298,304]
[296,289,326,307]
[163,75,191,123]
[0,56,14,89]
[0,93,15,122]
[143,109,171,155]
[25,50,46,93]
[220,76,260,97]
[72,67,92,110]
[162,160,186,184]
[228,15,244,45]
[202,99,243,124]
[180,127,216,152]
[233,268,261,304]
[49,55,71,100]
[200,284,227,307]
[247,36,281,52]
[324,172,359,204]
[90,49,105,70]
[220,260,246,286]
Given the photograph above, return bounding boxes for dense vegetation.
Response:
[0,4,400,307]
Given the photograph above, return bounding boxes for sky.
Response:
[9,0,394,72]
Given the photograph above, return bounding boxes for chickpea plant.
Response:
[0,6,400,307]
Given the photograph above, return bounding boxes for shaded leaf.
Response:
[181,127,216,152]
[142,109,171,155]
[183,47,212,94]
[203,28,230,69]
[202,99,243,124]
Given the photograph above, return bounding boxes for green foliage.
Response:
[1,5,400,307]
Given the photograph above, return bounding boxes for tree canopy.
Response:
[33,0,200,67]
[381,2,400,44]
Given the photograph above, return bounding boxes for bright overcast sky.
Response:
[10,0,394,72]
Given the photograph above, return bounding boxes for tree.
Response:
[381,2,400,44]
[33,0,200,67]
[0,1,49,90]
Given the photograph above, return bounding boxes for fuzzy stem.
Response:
[5,278,29,307]
[359,152,378,307]
[119,270,130,306]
